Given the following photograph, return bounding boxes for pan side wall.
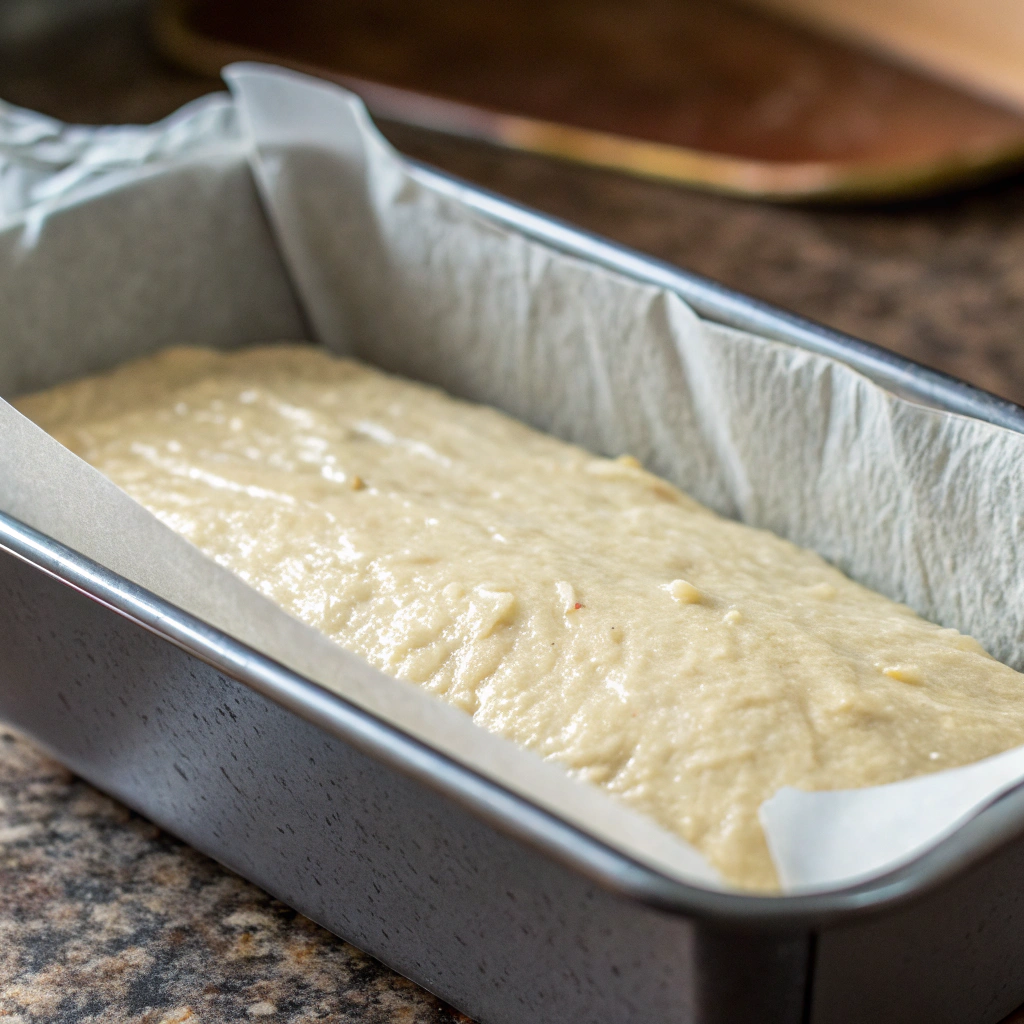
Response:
[0,545,809,1024]
[812,834,1024,1024]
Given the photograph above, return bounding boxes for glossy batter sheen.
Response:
[18,345,1024,890]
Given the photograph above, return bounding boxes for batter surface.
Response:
[17,345,1024,890]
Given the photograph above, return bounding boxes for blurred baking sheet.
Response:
[154,0,1024,202]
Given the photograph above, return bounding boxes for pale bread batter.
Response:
[17,345,1024,890]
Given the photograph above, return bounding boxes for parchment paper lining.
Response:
[2,64,1024,892]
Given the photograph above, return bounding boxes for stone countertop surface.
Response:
[0,728,471,1024]
[5,5,1024,1023]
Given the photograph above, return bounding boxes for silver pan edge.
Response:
[3,164,1024,1024]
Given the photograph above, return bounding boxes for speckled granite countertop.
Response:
[5,4,1024,1022]
[0,728,470,1023]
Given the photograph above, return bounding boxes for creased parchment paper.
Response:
[3,64,1024,893]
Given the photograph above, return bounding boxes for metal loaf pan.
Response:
[3,159,1024,1024]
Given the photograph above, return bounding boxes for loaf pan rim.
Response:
[5,505,1024,929]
